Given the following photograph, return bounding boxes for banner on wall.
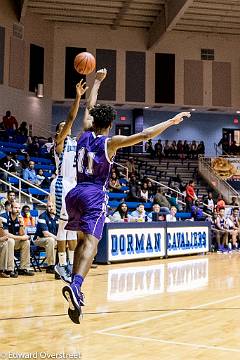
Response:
[211,157,240,180]
[167,225,209,256]
[108,227,166,261]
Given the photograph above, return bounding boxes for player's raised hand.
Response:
[172,112,191,125]
[95,68,107,82]
[76,79,89,97]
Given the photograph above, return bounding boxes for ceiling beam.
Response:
[112,0,133,29]
[148,0,194,49]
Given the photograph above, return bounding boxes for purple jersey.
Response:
[76,131,113,189]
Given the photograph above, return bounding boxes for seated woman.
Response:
[110,202,132,222]
[109,172,122,192]
[140,182,149,202]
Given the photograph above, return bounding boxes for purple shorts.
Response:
[65,184,108,240]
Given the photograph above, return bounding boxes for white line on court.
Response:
[95,293,240,333]
[100,332,240,354]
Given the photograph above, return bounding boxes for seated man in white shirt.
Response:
[166,206,177,222]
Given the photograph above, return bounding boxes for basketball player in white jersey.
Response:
[53,70,107,282]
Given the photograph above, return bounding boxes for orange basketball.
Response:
[74,52,96,75]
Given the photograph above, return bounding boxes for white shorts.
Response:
[57,219,77,241]
[50,177,76,221]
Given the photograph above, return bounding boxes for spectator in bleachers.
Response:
[190,140,198,159]
[42,137,54,154]
[7,190,16,204]
[166,206,177,222]
[33,200,58,274]
[36,169,45,186]
[191,200,205,221]
[21,153,31,169]
[109,173,122,192]
[169,140,177,159]
[229,141,238,155]
[163,140,170,158]
[145,139,154,157]
[140,182,149,202]
[148,203,165,222]
[0,192,16,215]
[2,111,18,131]
[21,205,35,229]
[111,202,132,222]
[218,134,229,154]
[12,154,22,176]
[0,202,34,276]
[125,157,136,178]
[154,140,163,160]
[28,136,40,157]
[147,180,155,201]
[203,191,215,215]
[0,153,16,191]
[168,191,180,211]
[197,141,205,156]
[127,175,141,202]
[23,161,38,185]
[131,204,147,222]
[183,140,190,159]
[185,180,197,212]
[153,187,170,211]
[216,194,226,212]
[177,140,184,160]
[0,218,11,278]
[17,121,28,138]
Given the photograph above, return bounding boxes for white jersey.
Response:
[54,136,77,180]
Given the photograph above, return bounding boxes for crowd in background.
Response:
[145,139,205,159]
[0,110,239,279]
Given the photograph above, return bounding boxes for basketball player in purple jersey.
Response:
[62,107,191,323]
[53,70,107,283]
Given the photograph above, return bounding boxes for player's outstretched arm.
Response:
[82,68,107,131]
[55,80,88,150]
[108,112,191,159]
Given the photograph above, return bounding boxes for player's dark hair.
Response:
[90,104,116,130]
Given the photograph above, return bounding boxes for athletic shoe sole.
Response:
[62,285,84,324]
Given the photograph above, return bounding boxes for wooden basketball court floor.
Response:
[1,253,240,360]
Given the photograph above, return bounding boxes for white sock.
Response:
[58,252,67,266]
[68,250,74,265]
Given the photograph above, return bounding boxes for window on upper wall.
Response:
[65,47,86,99]
[201,49,214,61]
[29,44,44,92]
[155,53,175,104]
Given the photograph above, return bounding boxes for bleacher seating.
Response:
[28,188,50,196]
[108,193,127,200]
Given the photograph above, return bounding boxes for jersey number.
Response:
[77,147,95,175]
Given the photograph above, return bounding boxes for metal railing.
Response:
[147,177,185,198]
[114,162,129,180]
[198,156,239,203]
[147,176,210,217]
[0,167,49,206]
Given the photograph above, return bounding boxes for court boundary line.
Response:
[95,293,240,333]
[100,332,240,353]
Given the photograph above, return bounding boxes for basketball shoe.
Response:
[62,284,85,324]
[55,264,72,284]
